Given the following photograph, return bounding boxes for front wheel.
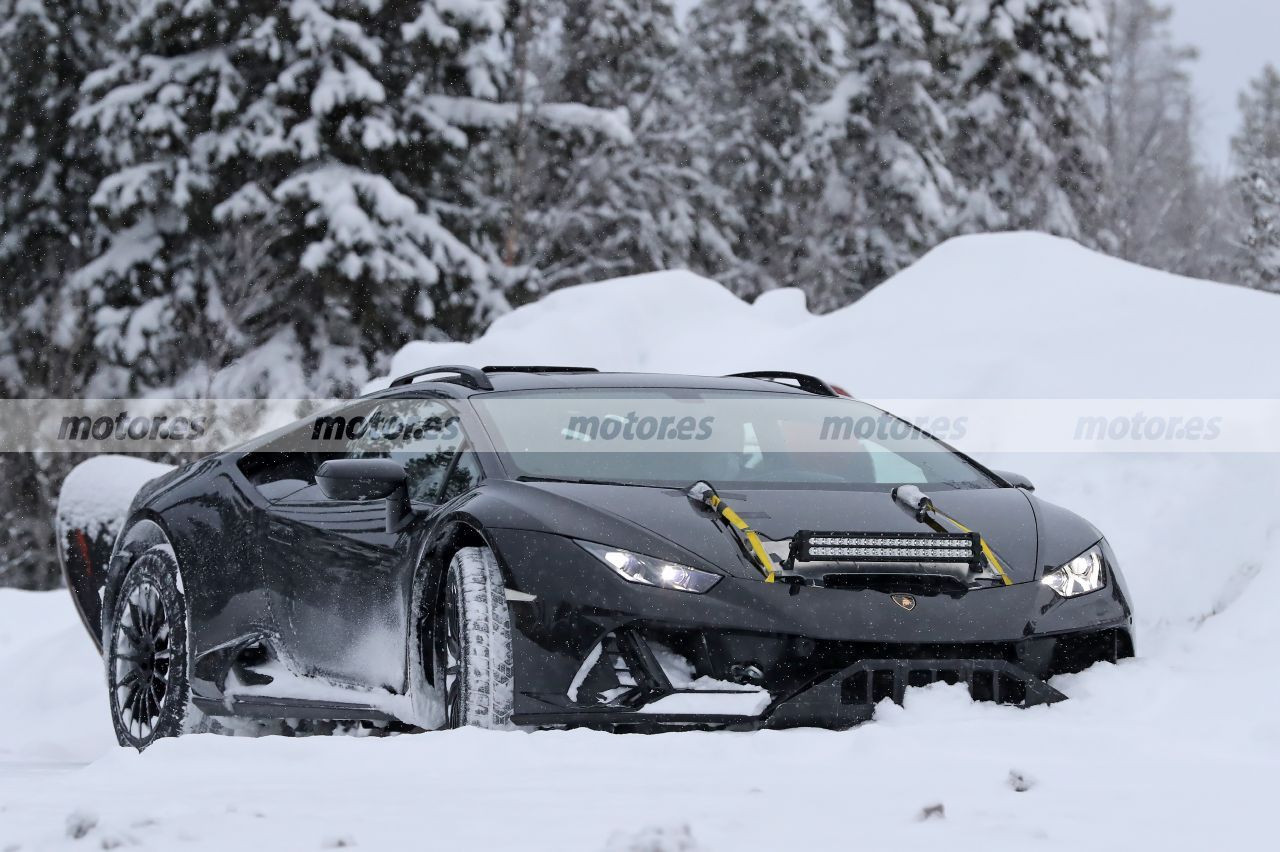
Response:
[106,547,196,749]
[436,547,514,729]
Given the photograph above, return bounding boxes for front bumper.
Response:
[514,653,1073,730]
[509,622,1132,729]
[491,529,1134,729]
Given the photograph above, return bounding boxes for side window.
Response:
[344,399,467,503]
[440,449,483,502]
[238,419,341,500]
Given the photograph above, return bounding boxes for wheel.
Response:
[106,546,197,749]
[435,547,514,729]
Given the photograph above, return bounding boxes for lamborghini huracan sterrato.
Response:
[59,366,1134,749]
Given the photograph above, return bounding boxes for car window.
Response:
[440,448,483,502]
[473,389,996,490]
[343,399,466,503]
[863,439,927,484]
[237,420,341,498]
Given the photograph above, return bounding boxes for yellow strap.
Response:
[932,511,1013,586]
[708,495,777,583]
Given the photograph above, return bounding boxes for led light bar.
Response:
[809,546,973,559]
[808,537,971,549]
[790,531,980,565]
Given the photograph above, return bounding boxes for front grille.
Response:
[838,659,1065,708]
[819,573,970,596]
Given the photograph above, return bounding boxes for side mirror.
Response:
[316,459,413,533]
[992,470,1035,491]
[316,459,406,501]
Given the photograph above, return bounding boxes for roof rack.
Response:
[482,366,599,375]
[726,371,845,398]
[388,365,494,391]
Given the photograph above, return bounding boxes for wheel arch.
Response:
[408,517,499,690]
[102,514,183,645]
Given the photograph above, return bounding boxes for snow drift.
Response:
[3,233,1277,850]
[382,232,1280,398]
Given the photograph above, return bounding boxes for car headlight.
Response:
[576,541,721,594]
[1042,544,1106,597]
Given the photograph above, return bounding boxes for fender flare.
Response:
[101,516,183,647]
[402,513,506,727]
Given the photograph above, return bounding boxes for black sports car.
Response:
[60,366,1134,749]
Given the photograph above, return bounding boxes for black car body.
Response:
[62,366,1134,742]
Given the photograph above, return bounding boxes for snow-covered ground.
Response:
[3,233,1278,850]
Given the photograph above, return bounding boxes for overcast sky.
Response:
[1165,0,1280,171]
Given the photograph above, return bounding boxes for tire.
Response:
[105,546,198,749]
[436,547,514,729]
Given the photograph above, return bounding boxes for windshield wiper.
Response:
[515,475,675,489]
[687,481,780,583]
[934,479,989,491]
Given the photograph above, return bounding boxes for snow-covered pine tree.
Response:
[0,0,114,397]
[688,0,838,299]
[74,0,512,395]
[948,0,1108,242]
[499,0,736,292]
[807,0,956,308]
[1096,0,1234,283]
[0,0,119,589]
[1100,0,1192,265]
[1232,64,1280,292]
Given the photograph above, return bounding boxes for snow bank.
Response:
[0,590,113,764]
[2,234,1277,850]
[381,233,1280,398]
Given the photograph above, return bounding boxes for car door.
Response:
[258,397,468,691]
[229,420,342,670]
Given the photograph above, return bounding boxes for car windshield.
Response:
[472,388,997,490]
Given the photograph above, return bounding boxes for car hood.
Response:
[514,481,1047,584]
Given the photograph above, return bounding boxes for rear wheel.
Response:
[436,547,514,729]
[106,547,196,749]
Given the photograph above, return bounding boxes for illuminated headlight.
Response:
[1042,544,1106,598]
[577,541,720,594]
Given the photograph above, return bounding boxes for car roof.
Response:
[365,368,823,401]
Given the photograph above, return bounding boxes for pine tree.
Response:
[807,0,956,307]
[1232,64,1280,292]
[498,0,736,292]
[688,0,839,299]
[74,0,513,395]
[0,0,118,589]
[949,0,1108,241]
[1096,0,1232,281]
[0,0,113,397]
